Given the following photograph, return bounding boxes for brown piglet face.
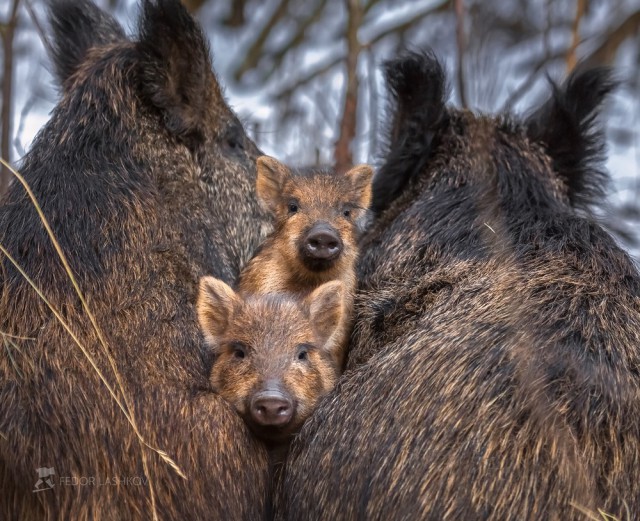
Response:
[255,156,374,277]
[197,276,345,443]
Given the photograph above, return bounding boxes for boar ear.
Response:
[526,67,616,208]
[373,51,449,215]
[49,0,127,89]
[305,281,345,348]
[137,0,220,150]
[256,156,291,213]
[345,165,374,209]
[197,276,241,345]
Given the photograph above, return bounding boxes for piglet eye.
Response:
[296,344,312,361]
[343,209,351,218]
[231,342,247,359]
[288,202,299,214]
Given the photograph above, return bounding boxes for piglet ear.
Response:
[196,276,241,346]
[305,281,345,348]
[137,0,221,150]
[526,67,616,208]
[345,165,374,209]
[256,156,291,213]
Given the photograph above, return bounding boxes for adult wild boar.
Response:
[277,52,640,520]
[0,0,271,519]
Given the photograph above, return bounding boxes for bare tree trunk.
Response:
[1,0,21,198]
[366,48,378,160]
[454,0,468,108]
[566,0,586,72]
[334,0,362,174]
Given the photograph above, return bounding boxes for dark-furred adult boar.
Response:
[276,52,640,520]
[0,1,271,519]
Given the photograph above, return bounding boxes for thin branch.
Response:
[181,0,208,13]
[454,0,468,108]
[260,0,328,84]
[363,0,383,17]
[274,55,345,102]
[233,0,291,82]
[583,9,640,68]
[13,94,38,157]
[3,334,24,379]
[501,58,553,111]
[267,0,450,105]
[366,48,378,161]
[24,0,53,57]
[364,0,451,48]
[543,0,553,58]
[566,0,586,72]
[222,0,247,27]
[501,0,555,112]
[516,6,640,109]
[308,86,338,129]
[334,0,363,173]
[1,0,21,198]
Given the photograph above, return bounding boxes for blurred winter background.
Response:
[1,0,639,257]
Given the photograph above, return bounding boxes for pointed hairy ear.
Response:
[526,67,616,208]
[305,281,345,348]
[374,50,449,215]
[137,0,220,149]
[197,276,241,345]
[256,156,291,213]
[49,0,127,89]
[345,165,374,209]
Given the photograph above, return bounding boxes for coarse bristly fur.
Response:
[276,51,640,520]
[0,0,272,519]
[238,156,373,370]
